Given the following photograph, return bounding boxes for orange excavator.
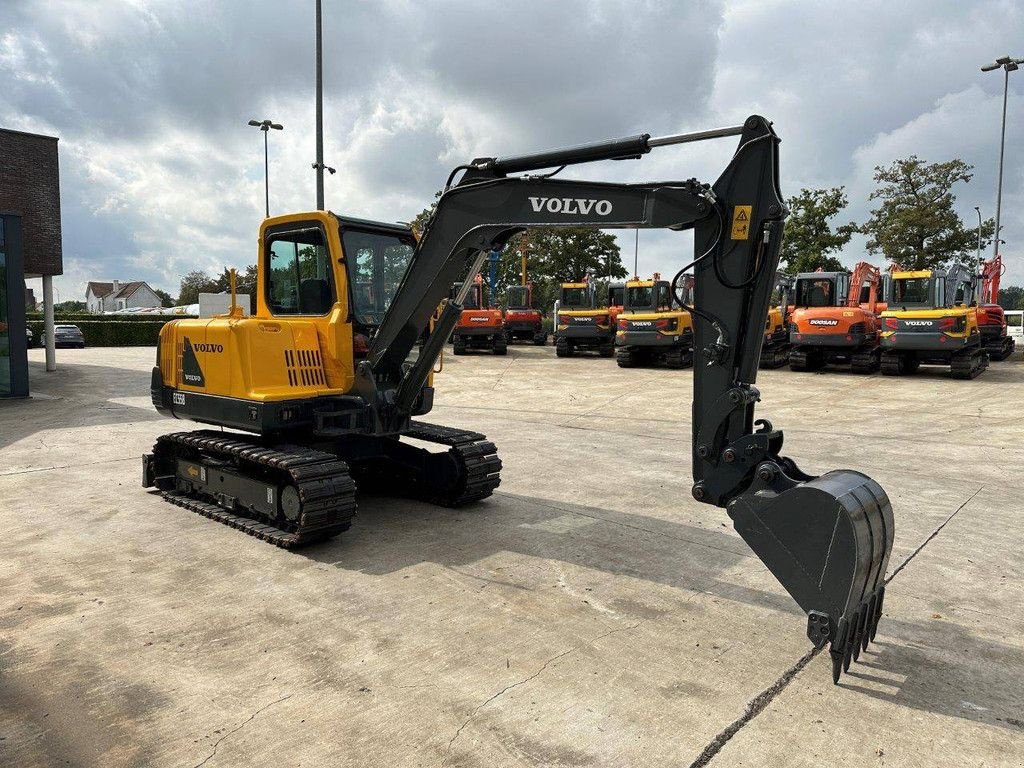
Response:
[451,274,506,355]
[977,255,1015,361]
[503,281,547,345]
[789,262,883,373]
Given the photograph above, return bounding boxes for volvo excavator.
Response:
[880,264,987,378]
[142,116,893,683]
[615,273,694,368]
[554,277,617,357]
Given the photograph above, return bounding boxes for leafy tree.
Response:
[502,228,625,311]
[177,270,218,305]
[861,156,994,271]
[153,288,174,307]
[779,187,857,274]
[54,300,87,312]
[998,286,1024,310]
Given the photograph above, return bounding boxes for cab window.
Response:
[656,283,671,310]
[626,286,653,311]
[795,278,835,307]
[266,227,334,315]
[561,287,589,307]
[343,228,416,324]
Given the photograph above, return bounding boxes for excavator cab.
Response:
[789,263,883,373]
[615,274,694,368]
[144,115,893,683]
[880,266,987,378]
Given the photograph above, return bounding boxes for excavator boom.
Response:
[362,115,893,682]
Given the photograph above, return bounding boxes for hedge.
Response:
[27,319,179,347]
[26,312,194,323]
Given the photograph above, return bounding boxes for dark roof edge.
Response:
[0,127,59,142]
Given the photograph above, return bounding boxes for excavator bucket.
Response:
[727,466,894,683]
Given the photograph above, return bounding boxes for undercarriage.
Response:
[144,422,501,548]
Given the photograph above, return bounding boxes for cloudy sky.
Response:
[3,0,1023,302]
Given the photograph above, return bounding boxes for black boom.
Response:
[364,116,894,683]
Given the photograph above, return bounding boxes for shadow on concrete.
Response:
[306,489,802,620]
[0,358,163,451]
[841,621,1024,734]
[304,490,1024,733]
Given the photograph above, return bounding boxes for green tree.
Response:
[503,228,625,311]
[779,187,857,274]
[54,300,87,312]
[998,286,1024,310]
[861,156,995,271]
[177,270,218,305]
[153,288,174,307]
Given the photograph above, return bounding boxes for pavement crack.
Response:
[443,648,575,764]
[885,485,983,584]
[442,621,643,764]
[192,694,291,768]
[686,648,820,768]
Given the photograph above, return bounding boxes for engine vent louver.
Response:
[285,348,326,387]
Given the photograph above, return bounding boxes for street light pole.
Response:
[314,0,324,210]
[974,206,983,264]
[248,119,283,218]
[981,55,1023,259]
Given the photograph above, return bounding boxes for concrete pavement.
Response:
[0,346,1021,767]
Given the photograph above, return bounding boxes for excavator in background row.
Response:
[789,262,883,374]
[759,273,793,368]
[880,264,987,378]
[977,255,1015,361]
[503,282,547,345]
[141,116,893,683]
[555,277,617,357]
[451,274,506,355]
[615,273,694,368]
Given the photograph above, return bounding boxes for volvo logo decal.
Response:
[528,197,613,216]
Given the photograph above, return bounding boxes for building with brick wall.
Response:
[0,128,64,388]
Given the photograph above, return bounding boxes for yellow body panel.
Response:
[158,211,430,403]
[879,305,978,342]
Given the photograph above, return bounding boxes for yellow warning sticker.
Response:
[731,206,752,240]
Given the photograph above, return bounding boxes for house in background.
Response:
[86,279,162,312]
[25,286,37,311]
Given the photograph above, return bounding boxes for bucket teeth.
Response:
[728,466,894,684]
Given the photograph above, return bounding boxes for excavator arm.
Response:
[367,115,893,682]
[849,261,881,312]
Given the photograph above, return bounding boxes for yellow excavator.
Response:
[142,117,893,683]
[880,264,987,379]
[554,276,619,357]
[615,273,694,368]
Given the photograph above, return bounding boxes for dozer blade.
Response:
[727,467,894,684]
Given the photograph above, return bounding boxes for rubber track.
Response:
[951,350,988,380]
[402,421,502,505]
[153,431,357,549]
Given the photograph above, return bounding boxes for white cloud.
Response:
[2,0,1023,303]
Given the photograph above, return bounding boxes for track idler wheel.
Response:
[727,464,894,684]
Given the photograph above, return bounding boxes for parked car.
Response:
[44,324,86,349]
